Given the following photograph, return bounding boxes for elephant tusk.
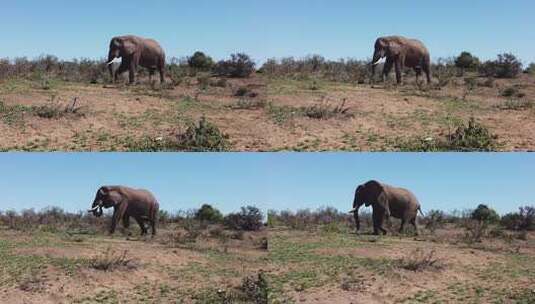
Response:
[348,208,357,213]
[88,206,99,213]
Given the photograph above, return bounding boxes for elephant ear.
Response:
[364,180,386,205]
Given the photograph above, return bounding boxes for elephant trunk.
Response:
[349,199,361,231]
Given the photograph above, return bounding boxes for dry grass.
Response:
[89,248,136,271]
[396,249,445,272]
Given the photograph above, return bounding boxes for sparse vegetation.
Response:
[396,249,444,272]
[187,51,214,71]
[224,206,264,231]
[479,53,523,79]
[501,206,535,231]
[455,52,480,75]
[214,53,256,78]
[89,248,135,271]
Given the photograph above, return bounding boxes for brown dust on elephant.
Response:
[107,35,166,85]
[371,36,431,85]
[349,180,424,235]
[88,186,159,236]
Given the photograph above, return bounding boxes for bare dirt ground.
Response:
[0,226,267,303]
[1,74,534,151]
[267,226,535,304]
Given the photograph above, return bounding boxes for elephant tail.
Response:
[418,207,425,217]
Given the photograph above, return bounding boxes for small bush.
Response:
[214,53,256,78]
[224,206,263,231]
[302,99,352,120]
[89,248,135,271]
[396,249,444,272]
[501,206,535,231]
[187,51,214,71]
[424,210,446,233]
[463,220,488,243]
[471,204,500,224]
[444,118,498,151]
[239,272,268,304]
[232,99,267,110]
[501,86,525,98]
[499,99,534,110]
[526,63,535,75]
[479,53,523,79]
[455,52,480,75]
[175,117,230,151]
[234,86,258,98]
[195,204,223,223]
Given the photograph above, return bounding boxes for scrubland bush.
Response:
[214,53,256,78]
[195,204,224,223]
[89,248,135,271]
[479,53,522,78]
[444,117,498,151]
[224,206,264,231]
[187,51,214,71]
[130,117,230,152]
[0,55,110,83]
[501,206,535,231]
[432,58,457,87]
[268,207,360,231]
[423,209,447,233]
[454,52,480,75]
[397,249,444,272]
[0,207,107,233]
[526,63,535,75]
[471,204,500,224]
[261,56,370,83]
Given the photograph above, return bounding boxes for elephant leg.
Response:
[411,218,419,235]
[110,204,127,234]
[424,65,432,84]
[150,219,157,237]
[395,61,402,84]
[135,217,148,236]
[128,61,136,85]
[415,68,422,85]
[399,219,406,233]
[383,58,394,82]
[122,214,130,229]
[115,63,130,83]
[159,67,165,84]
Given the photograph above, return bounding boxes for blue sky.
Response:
[0,153,533,215]
[1,1,534,64]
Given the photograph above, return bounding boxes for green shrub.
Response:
[175,117,230,151]
[224,206,263,231]
[445,118,498,151]
[471,204,500,223]
[501,86,525,98]
[187,51,214,71]
[455,52,480,74]
[214,53,256,78]
[479,53,523,78]
[526,63,535,75]
[501,206,535,231]
[195,204,223,223]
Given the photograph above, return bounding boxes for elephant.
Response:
[370,36,431,85]
[107,35,166,85]
[349,180,423,235]
[88,186,159,236]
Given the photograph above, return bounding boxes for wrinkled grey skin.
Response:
[107,35,166,84]
[371,36,431,85]
[350,180,423,235]
[89,186,159,236]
